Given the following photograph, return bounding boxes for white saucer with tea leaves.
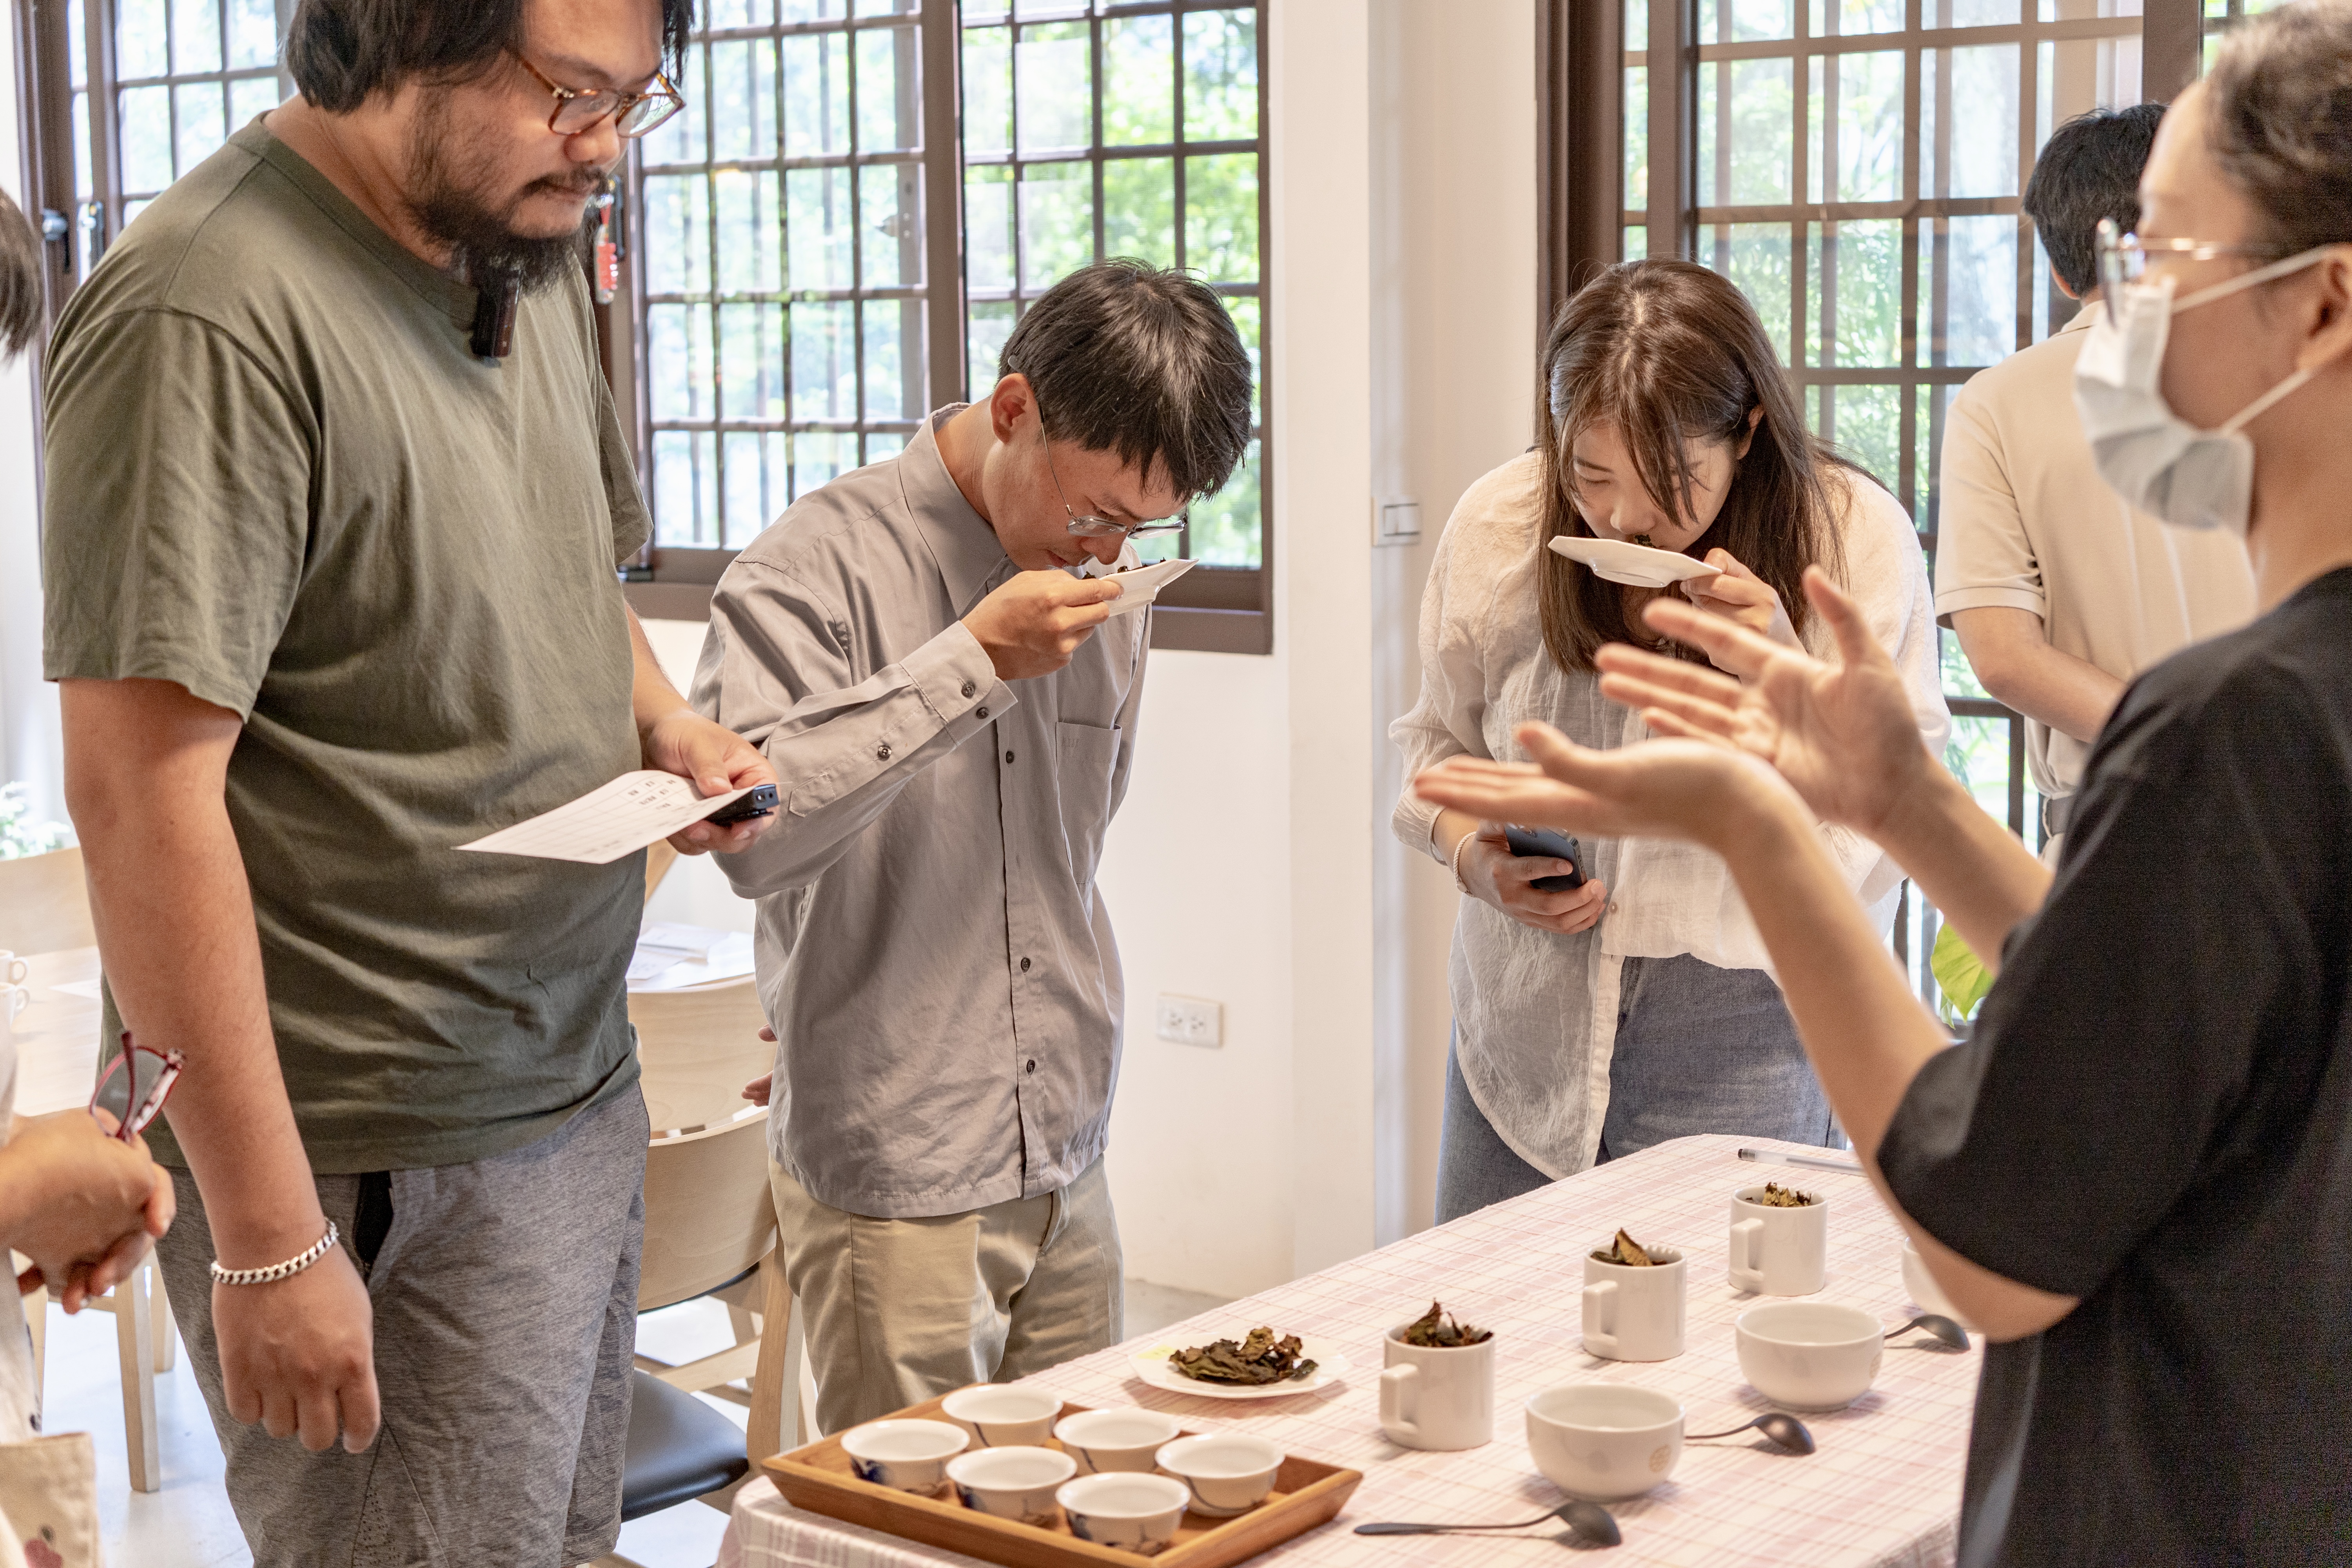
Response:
[1548,534,1725,589]
[1127,1331,1350,1401]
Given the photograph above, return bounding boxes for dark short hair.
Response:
[2022,104,2165,297]
[0,187,41,362]
[287,0,693,113]
[2205,0,2352,257]
[997,259,1254,503]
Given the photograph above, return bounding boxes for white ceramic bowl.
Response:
[947,1445,1076,1525]
[840,1418,968,1492]
[1523,1383,1684,1502]
[1736,1301,1884,1411]
[940,1384,1063,1448]
[1901,1241,1982,1332]
[1056,1472,1191,1550]
[1154,1432,1284,1517]
[1054,1407,1184,1474]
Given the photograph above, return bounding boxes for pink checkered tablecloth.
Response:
[719,1134,1974,1568]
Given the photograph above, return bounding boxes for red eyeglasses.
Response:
[90,1034,183,1142]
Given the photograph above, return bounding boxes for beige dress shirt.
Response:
[692,411,1148,1219]
[1933,310,2257,797]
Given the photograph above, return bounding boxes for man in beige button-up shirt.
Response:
[1937,105,2255,853]
[694,261,1254,1430]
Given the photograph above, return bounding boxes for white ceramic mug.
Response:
[1378,1323,1494,1450]
[0,953,26,988]
[1728,1185,1828,1296]
[1524,1383,1684,1502]
[1582,1245,1687,1362]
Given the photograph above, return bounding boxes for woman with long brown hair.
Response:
[1392,260,1948,1221]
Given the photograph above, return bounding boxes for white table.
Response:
[720,1134,1975,1568]
[11,947,104,1118]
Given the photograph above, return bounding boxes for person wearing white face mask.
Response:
[1413,2,2352,1559]
[1935,106,2255,860]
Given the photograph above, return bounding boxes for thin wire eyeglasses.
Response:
[514,54,686,140]
[90,1034,184,1143]
[1040,432,1184,541]
[2095,217,2294,301]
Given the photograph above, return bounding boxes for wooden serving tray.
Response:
[763,1388,1363,1567]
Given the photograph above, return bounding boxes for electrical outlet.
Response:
[1155,994,1222,1047]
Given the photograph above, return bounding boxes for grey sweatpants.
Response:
[154,1085,651,1568]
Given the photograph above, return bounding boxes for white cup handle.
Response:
[1379,1364,1419,1441]
[1581,1280,1618,1356]
[1729,1218,1765,1292]
[2,959,24,987]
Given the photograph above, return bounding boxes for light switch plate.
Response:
[1155,994,1222,1047]
[1374,499,1422,547]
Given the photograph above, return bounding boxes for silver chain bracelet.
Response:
[209,1221,339,1287]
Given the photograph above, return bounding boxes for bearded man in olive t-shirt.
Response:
[37,0,773,1558]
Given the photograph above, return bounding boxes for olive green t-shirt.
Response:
[41,121,648,1172]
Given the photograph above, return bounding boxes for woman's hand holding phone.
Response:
[1458,828,1609,935]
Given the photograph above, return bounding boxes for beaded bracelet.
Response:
[1449,829,1479,895]
[209,1221,339,1287]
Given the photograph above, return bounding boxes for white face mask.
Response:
[2071,246,2333,536]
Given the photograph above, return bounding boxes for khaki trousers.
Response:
[771,1157,1123,1434]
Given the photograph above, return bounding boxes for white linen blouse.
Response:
[1390,451,1951,1179]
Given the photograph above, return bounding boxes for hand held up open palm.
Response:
[1595,567,1933,835]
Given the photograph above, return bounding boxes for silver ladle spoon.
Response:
[1356,1498,1622,1547]
[1684,1412,1816,1453]
[1886,1313,1970,1350]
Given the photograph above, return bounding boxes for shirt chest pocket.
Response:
[1055,719,1122,890]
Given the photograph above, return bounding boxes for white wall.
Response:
[0,28,65,829]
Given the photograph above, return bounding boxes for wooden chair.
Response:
[0,848,95,956]
[19,1256,176,1495]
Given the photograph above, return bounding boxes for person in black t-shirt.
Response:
[1413,5,2352,1562]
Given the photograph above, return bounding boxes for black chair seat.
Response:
[621,1370,753,1522]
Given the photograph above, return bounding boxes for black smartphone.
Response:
[701,783,779,827]
[1502,824,1587,891]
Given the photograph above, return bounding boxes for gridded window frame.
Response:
[1538,0,2200,1012]
[622,1,958,573]
[956,0,1272,653]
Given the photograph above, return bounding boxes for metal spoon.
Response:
[1886,1313,1970,1350]
[1684,1412,1816,1454]
[1356,1498,1622,1547]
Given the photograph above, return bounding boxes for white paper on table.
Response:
[1071,556,1195,616]
[628,922,733,983]
[48,979,103,1002]
[628,931,757,992]
[457,771,755,865]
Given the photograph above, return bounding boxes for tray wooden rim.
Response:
[762,1387,1363,1568]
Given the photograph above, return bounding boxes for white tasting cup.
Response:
[1154,1433,1283,1517]
[1053,1407,1183,1474]
[1728,1185,1828,1296]
[1735,1301,1883,1411]
[1378,1323,1495,1450]
[1581,1244,1687,1362]
[946,1445,1075,1525]
[1056,1472,1190,1550]
[840,1418,968,1492]
[939,1384,1062,1448]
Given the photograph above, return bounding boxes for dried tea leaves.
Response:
[1755,1182,1818,1208]
[1399,1300,1492,1348]
[1590,1228,1658,1266]
[1170,1326,1319,1385]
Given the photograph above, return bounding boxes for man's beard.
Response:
[406,93,599,293]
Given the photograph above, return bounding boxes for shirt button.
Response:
[1005,750,1015,764]
[1607,901,1620,913]
[961,680,977,698]
[877,742,893,761]
[1025,1060,1037,1074]
[976,706,989,720]
[1020,957,1031,973]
